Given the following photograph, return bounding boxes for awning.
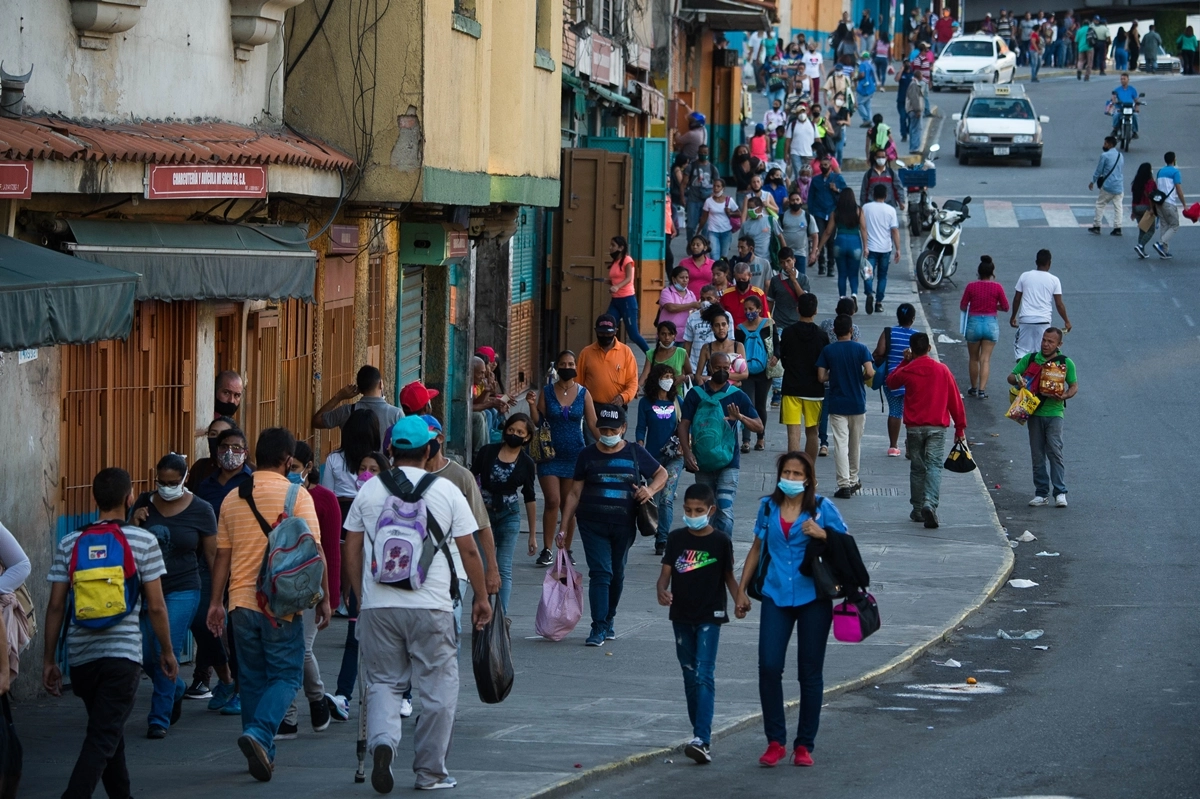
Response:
[562,71,642,115]
[0,235,137,351]
[65,220,317,302]
[678,0,777,30]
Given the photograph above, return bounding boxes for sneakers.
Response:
[1153,242,1170,259]
[567,549,577,565]
[1028,495,1051,507]
[184,678,212,700]
[238,734,273,782]
[310,697,332,732]
[654,542,665,556]
[865,293,875,314]
[922,507,939,529]
[207,680,236,711]
[372,745,395,794]
[875,301,884,314]
[759,741,788,767]
[818,445,828,457]
[605,620,616,639]
[585,630,606,647]
[415,777,458,791]
[1087,225,1101,235]
[1135,244,1148,259]
[535,548,553,567]
[887,447,901,457]
[684,738,712,765]
[329,694,350,722]
[399,697,414,718]
[220,693,242,716]
[909,509,925,523]
[792,745,814,767]
[147,724,168,740]
[967,387,977,396]
[833,487,853,499]
[275,720,299,740]
[1110,228,1122,236]
[1055,494,1068,508]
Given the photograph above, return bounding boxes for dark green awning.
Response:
[66,220,317,302]
[0,235,137,351]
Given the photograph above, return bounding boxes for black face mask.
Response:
[713,332,728,343]
[710,369,730,385]
[214,399,239,417]
[207,436,219,459]
[503,433,527,449]
[820,165,831,175]
[557,367,577,381]
[735,279,750,292]
[427,439,442,461]
[597,334,616,347]
[790,202,803,211]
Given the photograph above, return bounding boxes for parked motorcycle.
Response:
[916,195,971,290]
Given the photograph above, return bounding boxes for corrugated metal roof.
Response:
[0,116,354,171]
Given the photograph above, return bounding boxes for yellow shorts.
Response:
[780,396,823,427]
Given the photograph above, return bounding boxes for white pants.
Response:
[1158,203,1181,246]
[830,413,865,488]
[1014,321,1050,360]
[1094,189,1123,228]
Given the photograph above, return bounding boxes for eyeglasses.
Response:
[218,444,247,454]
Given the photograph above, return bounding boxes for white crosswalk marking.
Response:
[1042,203,1081,228]
[984,200,1020,228]
[932,198,1097,228]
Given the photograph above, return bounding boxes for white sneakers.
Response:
[1055,494,1068,508]
[1029,495,1067,508]
[399,698,413,718]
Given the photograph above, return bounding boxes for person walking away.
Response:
[1140,25,1161,71]
[342,418,492,793]
[1089,136,1124,236]
[605,236,650,354]
[44,467,177,799]
[312,365,403,435]
[873,33,890,84]
[1108,73,1141,139]
[1153,151,1186,259]
[471,415,538,613]
[750,124,770,163]
[679,353,763,537]
[1127,22,1140,70]
[905,72,924,152]
[640,320,692,388]
[896,62,914,142]
[560,404,667,646]
[698,179,738,259]
[577,314,640,410]
[778,293,828,459]
[128,454,216,739]
[1092,18,1109,75]
[684,147,720,241]
[1076,18,1093,81]
[817,188,867,304]
[816,315,874,497]
[683,285,735,375]
[854,52,877,127]
[734,451,848,767]
[1130,162,1159,259]
[818,298,861,457]
[637,363,685,556]
[871,303,918,456]
[1010,249,1071,359]
[1009,328,1078,509]
[785,107,817,180]
[1112,27,1128,71]
[656,483,738,765]
[808,153,846,276]
[207,428,331,782]
[862,183,900,315]
[885,333,967,529]
[735,295,774,452]
[959,257,1009,399]
[778,193,820,274]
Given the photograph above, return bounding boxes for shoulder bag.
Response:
[1097,152,1121,192]
[528,414,556,464]
[746,498,774,601]
[636,475,660,537]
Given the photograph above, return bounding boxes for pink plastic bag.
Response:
[534,534,583,641]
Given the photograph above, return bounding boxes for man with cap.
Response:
[577,315,639,410]
[313,365,404,434]
[399,380,439,417]
[558,403,667,647]
[342,416,493,793]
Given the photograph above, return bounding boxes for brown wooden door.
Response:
[279,298,316,451]
[320,256,357,454]
[243,309,280,450]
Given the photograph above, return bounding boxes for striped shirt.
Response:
[48,524,167,667]
[885,326,917,397]
[572,443,662,529]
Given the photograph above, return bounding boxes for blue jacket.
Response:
[1093,148,1123,190]
[753,496,848,608]
[897,72,913,110]
[808,172,846,220]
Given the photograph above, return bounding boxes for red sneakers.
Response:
[792,746,814,767]
[758,741,787,767]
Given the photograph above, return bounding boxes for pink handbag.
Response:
[534,534,583,641]
[832,592,880,643]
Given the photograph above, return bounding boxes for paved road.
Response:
[563,72,1200,799]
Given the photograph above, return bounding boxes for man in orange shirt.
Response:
[577,314,639,409]
[208,427,331,782]
[720,260,770,328]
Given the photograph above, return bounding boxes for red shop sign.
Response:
[146,164,267,199]
[0,161,32,199]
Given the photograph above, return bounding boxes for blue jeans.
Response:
[577,518,636,635]
[856,92,873,124]
[674,622,721,744]
[141,588,199,729]
[819,385,830,447]
[230,608,305,760]
[1028,415,1066,497]
[685,199,705,240]
[607,295,650,353]
[864,251,891,303]
[484,504,521,613]
[874,57,889,85]
[656,458,684,545]
[908,112,923,151]
[1111,112,1139,134]
[758,595,833,751]
[1030,54,1042,80]
[906,425,946,511]
[694,467,739,537]
[706,229,732,260]
[833,235,862,298]
[834,136,845,163]
[898,103,910,139]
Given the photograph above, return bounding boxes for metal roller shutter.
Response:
[399,265,425,388]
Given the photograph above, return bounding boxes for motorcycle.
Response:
[1112,93,1145,152]
[916,195,971,290]
[900,144,940,237]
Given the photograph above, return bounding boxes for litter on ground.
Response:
[1008,579,1039,589]
[1016,531,1037,542]
[1035,551,1060,557]
[997,629,1044,640]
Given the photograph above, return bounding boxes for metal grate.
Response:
[856,487,905,496]
[279,298,316,452]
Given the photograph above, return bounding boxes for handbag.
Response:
[527,417,556,464]
[943,439,977,474]
[810,552,843,600]
[746,498,773,601]
[726,198,742,232]
[636,476,660,537]
[658,435,682,462]
[832,592,881,642]
[870,327,891,391]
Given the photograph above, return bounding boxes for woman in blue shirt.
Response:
[636,363,683,556]
[735,451,847,768]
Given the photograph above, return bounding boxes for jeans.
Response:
[908,112,923,151]
[336,590,359,699]
[856,92,873,124]
[706,229,732,260]
[607,294,650,353]
[686,199,705,241]
[1030,53,1042,80]
[740,371,771,444]
[230,607,305,761]
[812,217,833,271]
[829,413,865,488]
[577,518,636,635]
[906,425,947,511]
[834,136,845,163]
[1114,47,1127,71]
[1111,112,1139,134]
[141,588,199,730]
[64,658,141,799]
[674,622,721,744]
[833,235,862,298]
[758,596,833,751]
[485,504,522,613]
[898,104,910,139]
[656,458,684,545]
[694,467,739,537]
[788,153,811,181]
[1027,415,1067,497]
[864,251,890,302]
[874,57,889,85]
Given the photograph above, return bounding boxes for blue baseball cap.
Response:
[420,414,443,433]
[390,416,436,449]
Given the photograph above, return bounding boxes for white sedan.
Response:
[932,35,1017,90]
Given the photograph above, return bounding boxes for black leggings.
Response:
[740,371,771,443]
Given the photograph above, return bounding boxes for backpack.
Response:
[238,478,325,620]
[368,470,460,600]
[1086,26,1097,46]
[738,323,770,374]
[691,385,737,472]
[857,67,876,95]
[67,521,139,629]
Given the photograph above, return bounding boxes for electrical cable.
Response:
[286,0,338,79]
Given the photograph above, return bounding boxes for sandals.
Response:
[977,390,988,399]
[754,440,766,451]
[741,443,752,454]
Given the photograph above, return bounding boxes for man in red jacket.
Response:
[885,332,966,529]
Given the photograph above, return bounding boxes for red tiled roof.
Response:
[0,116,354,172]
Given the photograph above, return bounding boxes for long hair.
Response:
[645,362,678,401]
[834,188,859,228]
[610,236,630,264]
[340,408,381,474]
[767,451,818,515]
[1133,162,1154,203]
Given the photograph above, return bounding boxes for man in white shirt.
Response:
[1009,249,1072,359]
[785,108,817,181]
[861,184,900,315]
[804,41,824,101]
[683,284,735,373]
[343,417,492,793]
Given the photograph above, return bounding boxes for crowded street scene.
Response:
[0,0,1198,797]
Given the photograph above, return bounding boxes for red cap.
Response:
[400,381,439,414]
[476,346,496,363]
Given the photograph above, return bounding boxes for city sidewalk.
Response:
[18,222,1012,799]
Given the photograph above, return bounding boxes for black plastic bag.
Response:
[472,596,514,704]
[944,440,977,474]
[0,694,22,799]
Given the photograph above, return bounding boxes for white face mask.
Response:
[875,158,887,166]
[658,377,675,392]
[798,113,808,122]
[157,483,186,502]
[835,99,845,107]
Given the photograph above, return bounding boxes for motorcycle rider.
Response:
[1109,72,1140,138]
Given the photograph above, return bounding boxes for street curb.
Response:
[523,228,1015,799]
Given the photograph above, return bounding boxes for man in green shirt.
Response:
[1075,20,1094,81]
[1008,328,1077,508]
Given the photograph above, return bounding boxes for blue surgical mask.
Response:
[287,471,305,485]
[778,478,806,496]
[674,282,688,292]
[599,434,623,447]
[745,310,760,321]
[683,513,710,530]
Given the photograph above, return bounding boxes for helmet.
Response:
[688,111,706,126]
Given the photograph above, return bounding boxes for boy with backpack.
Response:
[678,351,764,537]
[656,483,739,765]
[207,427,330,783]
[44,467,176,798]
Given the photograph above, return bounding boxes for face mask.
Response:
[599,433,623,447]
[875,158,887,167]
[683,513,711,530]
[214,399,239,417]
[835,99,845,107]
[700,300,712,309]
[798,113,808,122]
[658,377,675,392]
[556,367,577,381]
[778,478,806,497]
[698,154,708,162]
[747,209,760,220]
[790,202,803,211]
[674,282,687,292]
[427,439,441,461]
[287,471,305,486]
[218,449,246,471]
[503,433,526,449]
[710,369,729,385]
[746,310,760,321]
[597,334,616,347]
[157,483,186,502]
[356,471,374,490]
[735,279,750,292]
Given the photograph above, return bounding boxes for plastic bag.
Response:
[1005,387,1040,425]
[472,595,514,704]
[534,534,583,641]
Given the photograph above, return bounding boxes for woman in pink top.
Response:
[657,265,701,331]
[679,235,715,287]
[606,235,650,352]
[959,255,1010,398]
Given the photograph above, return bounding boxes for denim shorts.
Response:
[965,314,999,343]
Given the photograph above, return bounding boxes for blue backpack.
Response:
[239,478,325,620]
[690,384,737,472]
[738,323,770,374]
[857,66,877,95]
[67,521,140,629]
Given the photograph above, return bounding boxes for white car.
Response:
[932,35,1017,90]
[1137,45,1182,73]
[952,84,1048,167]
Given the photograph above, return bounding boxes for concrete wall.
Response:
[2,0,284,122]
